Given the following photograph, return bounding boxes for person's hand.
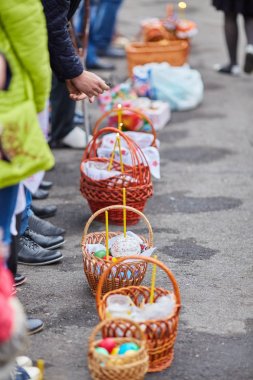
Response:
[69,70,109,99]
[0,55,7,90]
[65,79,89,101]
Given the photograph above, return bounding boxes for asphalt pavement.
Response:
[18,1,253,379]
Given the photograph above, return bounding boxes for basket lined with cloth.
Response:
[92,108,160,179]
[81,205,155,296]
[96,256,181,372]
[80,127,153,224]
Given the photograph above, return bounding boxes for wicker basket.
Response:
[96,256,181,372]
[142,23,177,42]
[82,205,154,296]
[126,40,189,76]
[92,107,157,147]
[88,318,149,380]
[80,127,153,225]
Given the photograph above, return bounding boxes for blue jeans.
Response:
[91,0,123,51]
[75,0,123,65]
[20,188,32,235]
[0,185,19,244]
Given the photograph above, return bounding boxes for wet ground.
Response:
[18,1,253,379]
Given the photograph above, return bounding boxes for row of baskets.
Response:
[80,100,180,379]
[82,206,181,378]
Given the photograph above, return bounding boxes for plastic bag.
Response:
[133,62,204,111]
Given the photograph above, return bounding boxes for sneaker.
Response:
[18,236,63,266]
[15,365,41,380]
[14,273,27,287]
[214,63,241,76]
[26,318,44,335]
[16,357,33,368]
[74,112,84,125]
[244,45,253,74]
[61,126,91,149]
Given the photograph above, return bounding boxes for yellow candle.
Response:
[119,122,123,132]
[37,359,44,380]
[105,211,109,260]
[123,188,127,238]
[107,136,118,171]
[117,104,122,128]
[150,255,157,304]
[178,1,187,20]
[116,133,124,173]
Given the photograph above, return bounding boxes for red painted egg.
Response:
[98,338,117,353]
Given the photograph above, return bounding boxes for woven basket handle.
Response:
[96,255,181,309]
[89,317,146,348]
[83,126,150,171]
[93,107,157,147]
[82,205,153,246]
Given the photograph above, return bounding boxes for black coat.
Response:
[42,0,83,81]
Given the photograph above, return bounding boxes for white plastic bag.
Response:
[134,62,204,111]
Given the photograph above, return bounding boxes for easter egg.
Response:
[95,347,109,356]
[111,235,141,258]
[94,250,106,259]
[98,338,117,353]
[118,342,140,355]
[111,347,120,355]
[124,350,137,357]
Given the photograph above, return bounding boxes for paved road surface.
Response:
[19,1,253,379]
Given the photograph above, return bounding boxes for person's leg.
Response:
[244,15,253,44]
[20,188,32,236]
[215,11,240,74]
[243,15,253,73]
[92,0,123,51]
[7,214,21,277]
[85,1,115,69]
[49,74,76,144]
[224,12,238,66]
[0,185,19,245]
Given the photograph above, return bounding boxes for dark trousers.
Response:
[7,213,21,277]
[49,74,75,143]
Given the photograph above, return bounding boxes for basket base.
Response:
[147,349,174,372]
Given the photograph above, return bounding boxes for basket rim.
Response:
[80,161,151,187]
[82,231,151,256]
[96,256,181,309]
[92,106,157,147]
[98,285,180,324]
[81,127,151,174]
[126,40,189,50]
[82,205,154,246]
[89,317,147,346]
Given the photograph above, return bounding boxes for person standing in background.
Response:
[75,0,125,70]
[42,0,109,149]
[213,0,253,75]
